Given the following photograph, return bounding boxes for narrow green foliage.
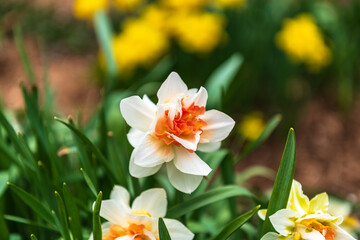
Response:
[55,191,71,240]
[80,168,98,198]
[94,10,117,93]
[30,234,39,240]
[212,205,260,240]
[107,134,128,187]
[14,25,36,84]
[261,129,296,236]
[167,185,253,218]
[93,191,103,240]
[4,215,56,231]
[158,217,172,240]
[238,114,282,161]
[205,53,243,108]
[0,212,9,240]
[8,183,56,227]
[62,183,83,240]
[0,171,9,198]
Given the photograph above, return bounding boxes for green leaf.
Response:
[205,53,243,108]
[80,168,98,198]
[0,170,9,198]
[167,185,253,218]
[158,217,172,240]
[0,212,9,240]
[94,10,117,93]
[8,183,56,227]
[30,234,38,240]
[4,215,56,231]
[212,205,260,240]
[238,114,282,161]
[93,191,103,240]
[55,191,71,240]
[261,128,296,237]
[62,183,83,240]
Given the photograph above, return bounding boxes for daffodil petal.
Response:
[166,161,203,194]
[157,72,188,104]
[258,209,267,221]
[287,180,310,215]
[260,232,292,240]
[120,96,156,132]
[309,192,328,214]
[143,229,157,240]
[132,188,167,218]
[296,224,325,240]
[109,185,131,212]
[197,141,221,152]
[129,151,162,178]
[126,214,153,230]
[163,218,195,240]
[331,222,357,240]
[200,110,235,143]
[182,86,208,108]
[127,128,146,148]
[100,200,128,226]
[89,222,112,240]
[269,209,301,236]
[133,134,174,167]
[169,131,201,151]
[173,147,212,176]
[297,213,343,225]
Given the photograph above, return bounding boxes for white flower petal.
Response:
[142,94,157,112]
[127,128,146,148]
[143,229,157,240]
[173,147,212,176]
[166,161,203,194]
[182,87,208,108]
[269,209,301,236]
[170,131,201,151]
[331,222,356,240]
[126,214,153,230]
[200,110,235,143]
[258,209,268,221]
[132,188,167,218]
[187,88,198,95]
[297,213,343,225]
[260,232,292,240]
[129,151,162,178]
[109,185,131,213]
[120,96,156,132]
[163,218,194,240]
[133,135,174,167]
[287,180,310,215]
[100,200,128,226]
[115,236,132,240]
[296,224,325,240]
[157,72,188,104]
[197,142,221,152]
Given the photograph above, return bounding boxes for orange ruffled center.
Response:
[103,223,158,240]
[154,101,207,151]
[301,220,335,240]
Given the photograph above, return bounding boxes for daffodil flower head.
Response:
[120,72,235,193]
[89,186,194,240]
[260,180,356,240]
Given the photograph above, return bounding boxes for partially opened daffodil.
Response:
[120,72,235,193]
[260,180,356,240]
[90,186,194,240]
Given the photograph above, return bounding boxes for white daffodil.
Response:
[90,186,194,240]
[120,72,235,193]
[259,180,356,240]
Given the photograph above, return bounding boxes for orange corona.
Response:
[302,220,335,240]
[103,223,157,240]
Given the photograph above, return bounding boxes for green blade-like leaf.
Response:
[158,217,172,240]
[238,114,282,161]
[80,168,98,198]
[55,191,71,240]
[8,183,56,227]
[94,10,117,93]
[0,170,9,198]
[205,53,243,108]
[62,183,83,240]
[261,128,296,236]
[167,185,253,218]
[4,215,56,231]
[212,205,260,240]
[0,211,9,240]
[93,191,103,240]
[30,234,38,240]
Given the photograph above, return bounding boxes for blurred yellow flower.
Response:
[141,4,169,31]
[239,112,265,141]
[276,13,332,72]
[215,0,246,8]
[112,19,169,74]
[73,0,107,20]
[161,0,208,10]
[169,12,225,54]
[113,0,145,12]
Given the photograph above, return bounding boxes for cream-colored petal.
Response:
[200,110,235,143]
[296,224,325,240]
[258,209,268,221]
[260,232,293,240]
[132,188,167,218]
[129,151,162,178]
[109,185,131,213]
[126,214,153,230]
[120,96,156,132]
[133,135,174,167]
[182,87,208,108]
[297,213,343,225]
[331,222,356,240]
[143,229,157,240]
[173,147,212,176]
[127,128,146,148]
[142,94,157,112]
[157,72,188,104]
[269,209,301,236]
[287,180,310,215]
[169,131,201,151]
[166,161,203,194]
[309,192,328,214]
[197,142,221,152]
[163,218,194,240]
[100,200,128,226]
